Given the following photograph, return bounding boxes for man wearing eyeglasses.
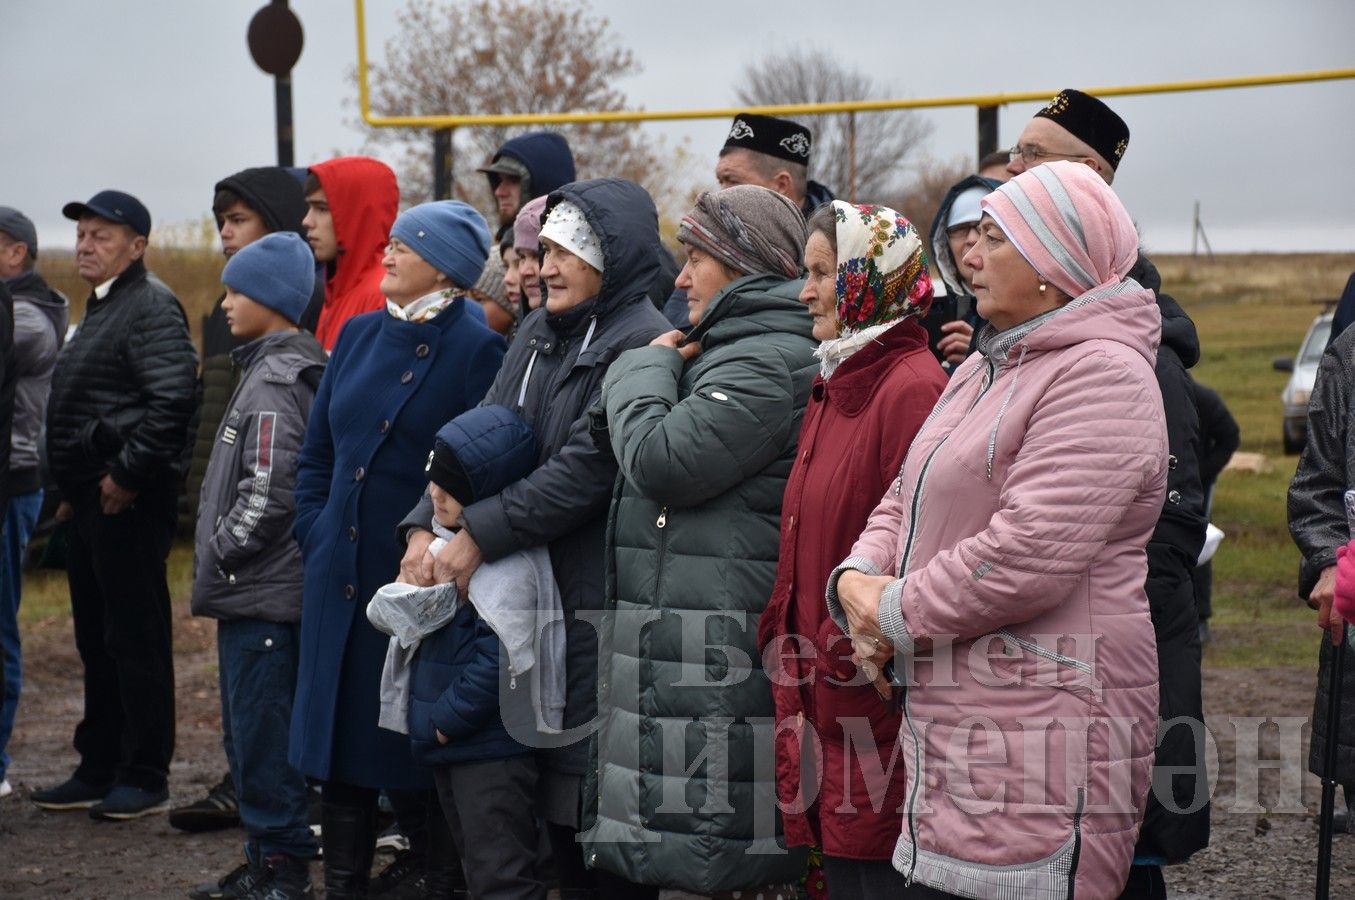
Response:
[1007,89,1209,900]
[1005,90,1126,182]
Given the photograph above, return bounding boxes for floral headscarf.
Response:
[832,201,933,336]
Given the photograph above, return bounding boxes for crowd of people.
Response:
[2,84,1329,900]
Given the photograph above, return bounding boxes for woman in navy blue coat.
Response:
[290,200,506,897]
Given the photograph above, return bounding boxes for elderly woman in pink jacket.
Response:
[830,161,1167,900]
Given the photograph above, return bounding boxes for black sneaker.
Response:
[171,772,241,832]
[369,849,422,896]
[306,787,322,846]
[89,784,170,821]
[241,854,313,900]
[188,845,267,900]
[31,775,112,810]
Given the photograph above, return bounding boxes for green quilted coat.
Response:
[582,273,816,892]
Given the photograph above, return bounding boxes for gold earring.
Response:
[1038,282,1048,294]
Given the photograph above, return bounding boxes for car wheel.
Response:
[1283,426,1302,455]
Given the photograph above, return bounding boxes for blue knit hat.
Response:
[390,200,491,290]
[221,232,316,325]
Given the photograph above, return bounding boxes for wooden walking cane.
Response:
[1317,492,1355,898]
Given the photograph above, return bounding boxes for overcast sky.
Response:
[7,0,1353,253]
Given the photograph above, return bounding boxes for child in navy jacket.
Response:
[369,405,563,900]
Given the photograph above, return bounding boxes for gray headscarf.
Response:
[677,185,806,279]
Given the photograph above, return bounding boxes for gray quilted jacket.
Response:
[191,331,326,622]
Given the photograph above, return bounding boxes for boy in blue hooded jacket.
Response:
[368,404,564,900]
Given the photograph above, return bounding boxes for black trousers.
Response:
[1116,864,1168,899]
[67,478,177,792]
[822,857,911,900]
[435,755,546,900]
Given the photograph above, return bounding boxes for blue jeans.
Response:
[218,618,317,858]
[0,490,42,780]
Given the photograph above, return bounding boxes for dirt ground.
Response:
[1,600,1352,899]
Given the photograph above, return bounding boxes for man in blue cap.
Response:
[477,132,576,239]
[31,190,198,821]
[0,207,67,802]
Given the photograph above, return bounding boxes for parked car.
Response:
[1274,311,1333,454]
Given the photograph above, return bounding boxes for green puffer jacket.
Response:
[582,273,815,893]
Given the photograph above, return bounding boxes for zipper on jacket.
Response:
[894,359,993,496]
[898,356,998,883]
[996,628,1095,676]
[650,508,672,644]
[986,345,1029,480]
[888,360,986,496]
[516,349,540,409]
[1065,787,1086,900]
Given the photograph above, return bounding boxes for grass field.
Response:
[18,251,1355,669]
[1160,253,1355,666]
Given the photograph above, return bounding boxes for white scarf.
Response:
[386,288,460,323]
[813,321,897,380]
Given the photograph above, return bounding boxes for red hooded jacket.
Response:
[311,156,398,349]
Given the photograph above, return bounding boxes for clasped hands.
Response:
[397,527,483,593]
[835,569,900,701]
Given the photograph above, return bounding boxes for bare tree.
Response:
[885,155,975,264]
[735,48,935,204]
[354,0,694,219]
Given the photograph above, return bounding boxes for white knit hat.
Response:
[538,200,604,273]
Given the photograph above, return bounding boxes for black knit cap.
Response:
[1034,89,1130,171]
[722,113,813,165]
[425,442,473,507]
[425,405,539,508]
[213,167,308,235]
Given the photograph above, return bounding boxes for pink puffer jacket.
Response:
[829,282,1167,899]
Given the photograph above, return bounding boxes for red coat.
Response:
[758,317,946,860]
[310,156,399,350]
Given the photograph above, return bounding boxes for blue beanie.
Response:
[390,200,491,290]
[221,232,316,325]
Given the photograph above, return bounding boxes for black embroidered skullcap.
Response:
[721,113,813,165]
[1034,89,1130,171]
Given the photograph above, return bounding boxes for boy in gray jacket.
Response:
[189,232,326,900]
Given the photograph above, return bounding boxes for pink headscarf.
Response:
[513,194,549,254]
[980,160,1138,299]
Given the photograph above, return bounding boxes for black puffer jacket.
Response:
[46,259,199,494]
[1130,253,1211,864]
[401,178,671,776]
[187,167,322,506]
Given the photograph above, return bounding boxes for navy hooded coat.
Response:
[490,132,577,205]
[400,178,671,783]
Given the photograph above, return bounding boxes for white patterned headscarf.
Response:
[539,200,604,272]
[814,202,934,379]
